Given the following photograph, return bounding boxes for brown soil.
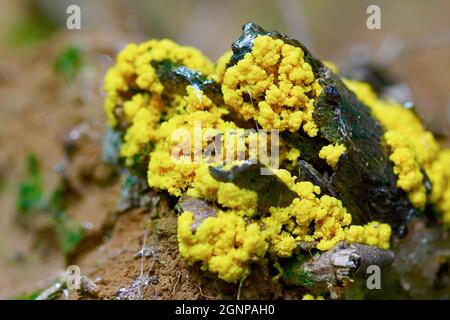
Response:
[0,27,125,298]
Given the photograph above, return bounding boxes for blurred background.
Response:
[2,0,449,130]
[0,0,449,299]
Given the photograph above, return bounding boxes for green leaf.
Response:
[58,223,85,254]
[54,46,84,81]
[8,15,57,47]
[13,290,41,300]
[50,209,84,254]
[47,188,65,214]
[16,154,43,214]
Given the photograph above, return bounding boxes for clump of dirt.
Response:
[71,197,303,300]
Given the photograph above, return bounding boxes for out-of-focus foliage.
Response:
[8,2,57,47]
[17,154,43,214]
[16,155,84,254]
[54,46,84,81]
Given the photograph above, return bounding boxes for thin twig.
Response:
[198,285,215,300]
[170,271,182,297]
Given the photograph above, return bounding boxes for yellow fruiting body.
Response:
[187,164,259,217]
[344,221,392,250]
[286,147,301,165]
[302,294,325,300]
[426,149,450,224]
[147,107,235,196]
[221,36,322,135]
[103,33,450,285]
[212,50,233,83]
[319,143,347,168]
[178,211,267,283]
[264,169,351,254]
[384,131,426,208]
[343,79,444,211]
[103,39,214,127]
[120,94,164,158]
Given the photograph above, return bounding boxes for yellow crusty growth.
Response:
[319,143,347,168]
[212,50,233,83]
[427,149,450,224]
[146,83,276,203]
[343,79,436,210]
[187,164,258,217]
[103,39,214,127]
[286,147,301,165]
[263,169,352,255]
[344,79,439,167]
[103,37,450,286]
[344,221,392,250]
[221,35,322,135]
[384,131,426,208]
[119,85,220,159]
[302,294,325,300]
[262,169,392,254]
[177,211,267,283]
[120,93,164,158]
[177,167,392,280]
[147,107,235,196]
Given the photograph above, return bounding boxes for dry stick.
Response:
[236,284,242,301]
[198,286,215,300]
[170,271,182,297]
[35,279,67,300]
[299,241,395,299]
[19,270,66,299]
[236,274,247,300]
[140,225,148,278]
[133,217,151,299]
[138,235,147,299]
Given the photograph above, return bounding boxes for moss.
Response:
[281,254,316,287]
[13,290,42,300]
